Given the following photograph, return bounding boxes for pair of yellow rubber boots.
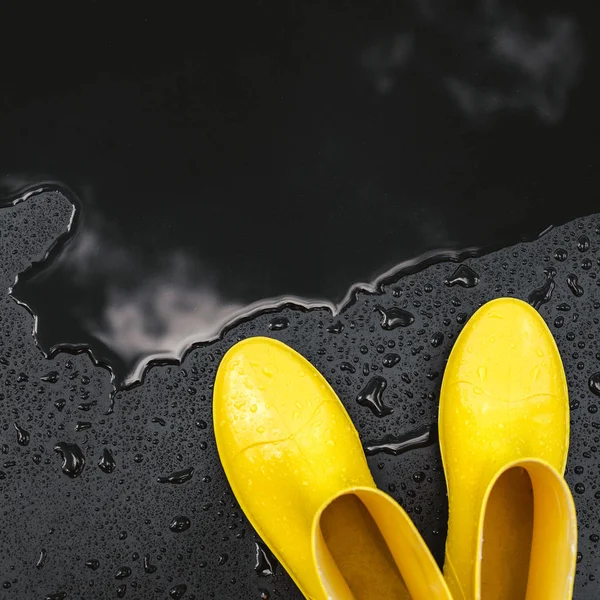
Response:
[213,298,577,599]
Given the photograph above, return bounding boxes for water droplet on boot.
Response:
[157,467,194,484]
[116,584,127,598]
[53,442,85,478]
[98,449,116,474]
[357,376,392,417]
[14,422,29,446]
[254,541,278,577]
[364,424,438,456]
[374,305,414,330]
[444,264,479,288]
[567,274,584,297]
[527,267,556,309]
[169,515,191,533]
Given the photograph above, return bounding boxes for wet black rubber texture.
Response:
[0,191,598,599]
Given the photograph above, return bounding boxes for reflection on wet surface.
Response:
[1,1,598,383]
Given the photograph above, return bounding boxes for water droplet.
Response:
[218,554,229,566]
[116,584,127,599]
[574,482,585,494]
[444,264,479,288]
[169,583,188,599]
[254,541,278,577]
[268,316,289,331]
[357,376,392,417]
[14,422,29,446]
[169,515,191,533]
[75,421,92,431]
[36,548,47,569]
[577,234,590,252]
[152,417,166,426]
[340,362,356,373]
[589,373,600,397]
[115,566,131,580]
[364,424,437,456]
[327,321,344,334]
[41,371,59,383]
[85,559,100,571]
[430,332,444,348]
[53,442,85,478]
[554,316,565,328]
[382,353,400,368]
[98,449,116,474]
[157,467,194,484]
[143,554,157,573]
[374,305,415,330]
[554,248,568,261]
[54,399,66,412]
[567,274,584,297]
[413,471,425,483]
[77,400,97,411]
[527,267,556,309]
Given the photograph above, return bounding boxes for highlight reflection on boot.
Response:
[321,495,411,600]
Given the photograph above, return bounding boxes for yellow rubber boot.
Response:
[439,297,577,600]
[214,337,452,600]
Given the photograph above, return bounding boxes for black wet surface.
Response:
[1,1,598,383]
[1,190,599,599]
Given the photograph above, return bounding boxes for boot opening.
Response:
[481,466,534,600]
[320,494,411,599]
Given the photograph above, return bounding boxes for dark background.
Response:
[1,0,598,383]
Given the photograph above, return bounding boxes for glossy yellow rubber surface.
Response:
[214,336,451,600]
[439,297,577,600]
